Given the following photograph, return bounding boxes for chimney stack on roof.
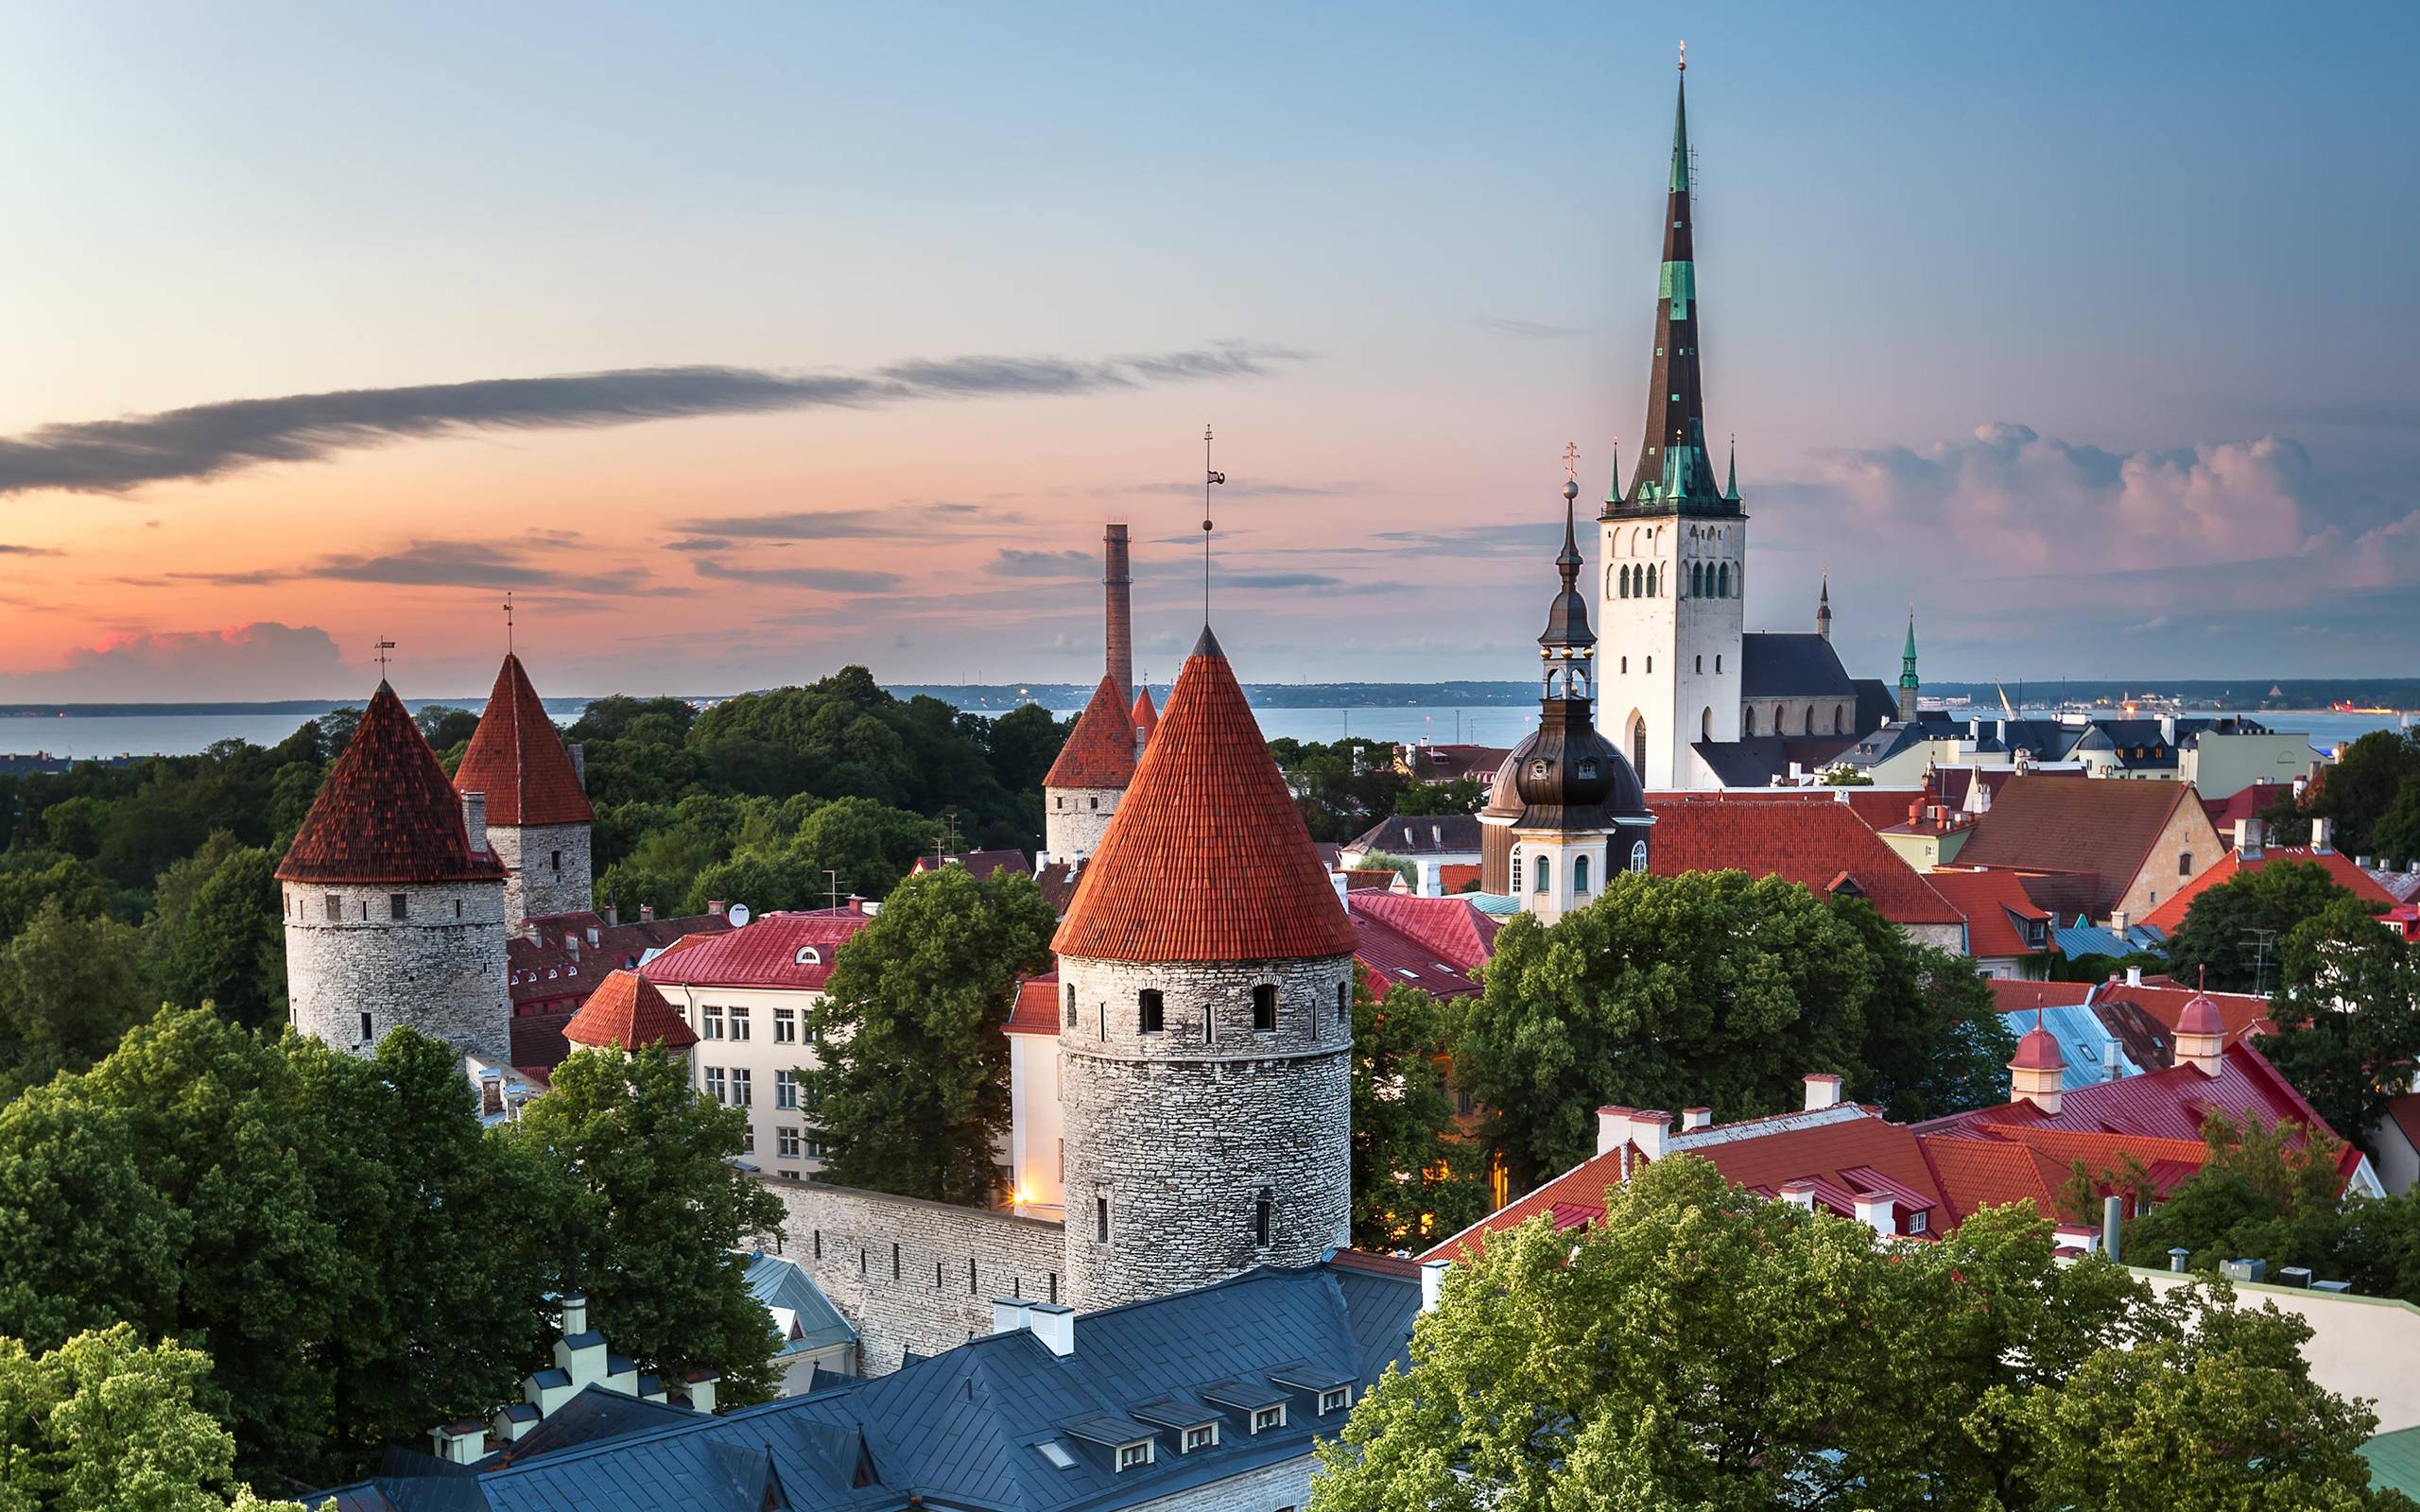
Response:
[567,741,586,792]
[639,903,655,922]
[2311,816,2334,854]
[1853,1193,1894,1238]
[1631,1110,1670,1162]
[429,1419,487,1465]
[1802,1074,1842,1112]
[1596,1106,1635,1158]
[1682,1107,1713,1131]
[1420,1258,1450,1313]
[2235,816,2264,859]
[1779,1180,1818,1212]
[1025,1301,1076,1357]
[462,790,490,855]
[1104,523,1133,708]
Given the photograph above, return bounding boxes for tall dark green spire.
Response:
[1898,607,1921,722]
[1612,49,1733,520]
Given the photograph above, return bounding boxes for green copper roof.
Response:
[1669,77,1690,194]
[1900,610,1920,691]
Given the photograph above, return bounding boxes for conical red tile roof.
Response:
[563,969,698,1050]
[1043,674,1136,790]
[1054,627,1356,964]
[454,654,595,827]
[278,683,507,885]
[1130,685,1159,743]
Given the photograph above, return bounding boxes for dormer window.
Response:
[1182,1424,1219,1452]
[1318,1387,1350,1415]
[1578,760,1597,779]
[1116,1441,1154,1471]
[1907,1209,1930,1235]
[1251,1405,1287,1435]
[795,945,822,966]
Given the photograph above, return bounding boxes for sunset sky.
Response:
[2,3,2414,701]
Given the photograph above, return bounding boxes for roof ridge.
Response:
[455,653,595,828]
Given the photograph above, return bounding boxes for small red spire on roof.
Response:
[1044,675,1136,790]
[2177,965,2224,1038]
[277,683,506,885]
[1130,684,1159,742]
[455,653,595,828]
[563,969,698,1050]
[2011,1007,2065,1072]
[1055,627,1357,964]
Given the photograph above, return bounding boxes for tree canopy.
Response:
[804,866,1059,1205]
[1312,1154,2411,1512]
[1348,980,1487,1251]
[2163,858,2374,994]
[2263,896,2420,1153]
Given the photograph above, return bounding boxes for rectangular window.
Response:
[1115,1442,1152,1471]
[325,894,343,922]
[776,1070,799,1109]
[1096,1194,1110,1244]
[357,1010,373,1044]
[2178,852,2194,878]
[805,1135,828,1160]
[740,1125,755,1154]
[774,1007,797,1044]
[549,849,562,872]
[777,1126,801,1160]
[704,1066,727,1103]
[731,1068,752,1107]
[1319,1387,1350,1415]
[1254,1188,1273,1247]
[454,899,463,919]
[1908,1210,1930,1234]
[389,893,407,920]
[1252,984,1277,1032]
[1138,988,1164,1033]
[701,1005,725,1040]
[1251,1405,1286,1435]
[1182,1424,1218,1452]
[729,1005,752,1041]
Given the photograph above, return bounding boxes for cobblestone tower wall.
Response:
[283,878,511,1062]
[1058,951,1354,1312]
[1045,786,1122,861]
[487,820,593,922]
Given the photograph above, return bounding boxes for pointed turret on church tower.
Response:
[456,653,595,923]
[1899,608,1922,723]
[1480,478,1652,919]
[1052,625,1357,1311]
[1816,574,1833,641]
[1598,50,1747,788]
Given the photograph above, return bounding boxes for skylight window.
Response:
[1036,1441,1078,1470]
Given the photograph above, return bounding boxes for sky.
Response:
[1,2,2415,701]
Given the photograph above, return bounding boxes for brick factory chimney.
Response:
[1104,522,1133,707]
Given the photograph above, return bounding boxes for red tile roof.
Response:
[1983,978,2091,1014]
[454,654,595,828]
[563,970,699,1050]
[278,683,508,885]
[1646,795,1963,925]
[2388,1094,2420,1156]
[1006,971,1061,1036]
[639,912,873,991]
[1954,777,2204,917]
[1918,1041,2341,1154]
[1437,863,1482,894]
[1130,686,1158,744]
[1340,868,1400,891]
[1344,891,1500,972]
[2093,981,2274,1048]
[2202,780,2294,833]
[1352,911,1482,999]
[1925,868,2052,958]
[1646,786,1923,835]
[1053,627,1357,964]
[507,911,734,1011]
[1043,675,1135,790]
[2139,846,2398,933]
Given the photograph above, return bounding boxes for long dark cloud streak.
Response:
[0,345,1311,497]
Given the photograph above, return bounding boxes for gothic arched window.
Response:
[1631,716,1648,775]
[1702,706,1713,740]
[1618,565,1631,599]
[1744,706,1758,736]
[1573,854,1591,895]
[1646,564,1658,597]
[1718,562,1731,596]
[1691,562,1704,597]
[1629,839,1650,873]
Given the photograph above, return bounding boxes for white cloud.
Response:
[0,622,351,700]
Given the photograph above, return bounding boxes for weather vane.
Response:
[502,591,514,654]
[1678,39,1686,72]
[1564,441,1581,480]
[1202,424,1226,624]
[374,640,397,678]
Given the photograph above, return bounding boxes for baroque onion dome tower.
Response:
[1480,480,1653,920]
[277,682,511,1063]
[1051,626,1358,1312]
[1599,52,1747,790]
[454,653,595,923]
[1042,676,1136,863]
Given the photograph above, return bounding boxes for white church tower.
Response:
[1598,54,1746,791]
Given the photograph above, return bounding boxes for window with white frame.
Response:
[701,1005,725,1040]
[1181,1423,1218,1452]
[775,1070,799,1109]
[1115,1441,1152,1471]
[729,1005,752,1041]
[730,1068,752,1106]
[777,1126,802,1160]
[774,1007,797,1043]
[1318,1386,1350,1415]
[1250,1405,1286,1434]
[703,1066,727,1103]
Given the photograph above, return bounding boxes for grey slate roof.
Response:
[1690,736,1858,789]
[1345,812,1485,856]
[745,1251,856,1357]
[309,1260,1419,1512]
[1852,679,1898,734]
[1737,632,1856,699]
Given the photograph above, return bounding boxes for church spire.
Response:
[1617,50,1729,518]
[1816,572,1832,641]
[1898,606,1921,722]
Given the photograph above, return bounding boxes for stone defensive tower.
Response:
[455,652,596,923]
[277,682,511,1062]
[1051,626,1357,1312]
[1042,675,1135,863]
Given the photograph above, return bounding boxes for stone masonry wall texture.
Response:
[283,879,511,1061]
[488,820,593,923]
[1046,785,1122,860]
[760,1177,1065,1375]
[1060,952,1353,1312]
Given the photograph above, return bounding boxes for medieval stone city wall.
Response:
[758,1176,1065,1375]
[1044,785,1122,860]
[282,879,510,1061]
[1058,953,1354,1312]
[485,820,593,923]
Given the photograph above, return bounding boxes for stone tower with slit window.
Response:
[454,652,596,923]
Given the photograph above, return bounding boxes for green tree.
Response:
[509,1046,785,1405]
[1452,869,1876,1189]
[155,848,285,1029]
[1348,981,1486,1250]
[1392,777,1484,817]
[0,1325,303,1512]
[1829,896,2016,1121]
[1354,850,1417,890]
[789,796,940,902]
[2265,895,2420,1151]
[0,900,148,1097]
[0,1084,185,1351]
[805,867,1057,1204]
[1270,736,1407,843]
[1311,1155,2407,1512]
[2375,777,2420,869]
[2163,858,2370,994]
[979,701,1069,797]
[412,704,480,750]
[2126,1112,2350,1278]
[2310,729,2420,859]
